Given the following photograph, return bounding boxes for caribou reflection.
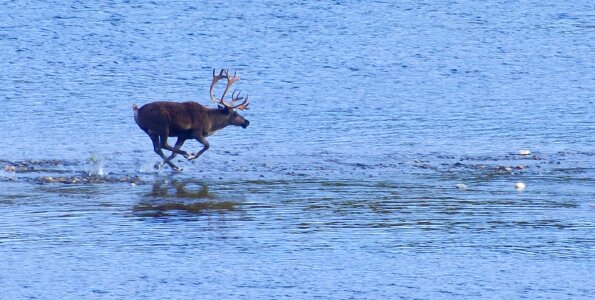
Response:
[148,179,217,199]
[133,179,239,217]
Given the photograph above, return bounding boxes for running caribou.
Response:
[133,69,251,171]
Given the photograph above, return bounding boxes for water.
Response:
[1,1,594,298]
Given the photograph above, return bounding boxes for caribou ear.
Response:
[220,105,233,114]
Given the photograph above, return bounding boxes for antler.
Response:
[209,69,250,110]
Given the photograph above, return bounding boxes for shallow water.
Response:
[1,1,594,299]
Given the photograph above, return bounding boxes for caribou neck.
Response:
[206,108,230,135]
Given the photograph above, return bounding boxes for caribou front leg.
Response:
[187,134,210,161]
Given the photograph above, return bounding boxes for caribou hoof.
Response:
[184,153,195,160]
[154,161,164,170]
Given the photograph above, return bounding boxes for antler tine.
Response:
[232,94,250,110]
[212,68,226,78]
[231,90,244,103]
[225,70,237,80]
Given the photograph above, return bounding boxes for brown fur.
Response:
[133,101,249,171]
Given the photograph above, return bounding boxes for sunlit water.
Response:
[1,1,594,299]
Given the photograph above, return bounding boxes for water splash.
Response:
[85,154,106,177]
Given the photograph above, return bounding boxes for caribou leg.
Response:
[162,137,188,166]
[159,135,190,158]
[148,132,181,171]
[187,134,210,160]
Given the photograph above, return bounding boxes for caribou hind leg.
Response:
[161,137,189,168]
[148,131,182,171]
[159,136,191,159]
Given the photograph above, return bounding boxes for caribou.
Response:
[133,69,251,171]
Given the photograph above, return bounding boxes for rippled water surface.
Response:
[1,1,594,299]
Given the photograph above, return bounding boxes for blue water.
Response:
[1,1,594,299]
